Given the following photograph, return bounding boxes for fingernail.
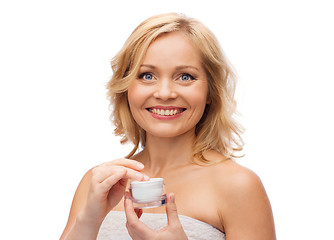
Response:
[135,172,149,181]
[170,193,175,203]
[136,163,144,169]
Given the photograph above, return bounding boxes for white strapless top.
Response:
[97,211,225,240]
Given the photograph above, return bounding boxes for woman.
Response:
[60,13,276,240]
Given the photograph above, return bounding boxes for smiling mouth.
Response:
[146,108,186,116]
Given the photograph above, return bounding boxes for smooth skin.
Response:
[60,31,276,239]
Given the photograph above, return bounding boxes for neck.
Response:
[138,130,195,177]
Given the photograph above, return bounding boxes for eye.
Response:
[139,73,154,80]
[179,74,194,81]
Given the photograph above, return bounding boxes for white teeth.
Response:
[149,108,183,116]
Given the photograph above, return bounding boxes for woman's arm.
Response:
[60,159,149,240]
[218,164,276,239]
[59,170,92,240]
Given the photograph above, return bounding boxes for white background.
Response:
[0,0,333,239]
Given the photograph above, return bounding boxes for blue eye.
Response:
[180,74,194,81]
[139,73,153,80]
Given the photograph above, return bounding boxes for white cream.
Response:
[130,178,166,209]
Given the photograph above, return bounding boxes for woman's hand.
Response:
[79,159,149,226]
[124,192,188,240]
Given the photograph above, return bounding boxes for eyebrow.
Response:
[140,64,200,72]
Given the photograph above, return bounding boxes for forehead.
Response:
[141,31,203,68]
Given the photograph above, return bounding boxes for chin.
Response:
[145,127,194,139]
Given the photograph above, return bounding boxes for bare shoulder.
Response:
[212,160,262,195]
[60,169,92,239]
[70,169,92,211]
[202,151,264,195]
[203,151,276,239]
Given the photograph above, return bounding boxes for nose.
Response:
[153,79,177,100]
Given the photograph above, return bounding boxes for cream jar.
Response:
[129,178,167,209]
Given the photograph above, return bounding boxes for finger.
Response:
[101,158,145,171]
[124,192,153,237]
[92,165,149,184]
[97,167,150,194]
[124,192,140,222]
[98,168,128,193]
[166,193,182,227]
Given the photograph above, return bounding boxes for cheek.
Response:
[127,83,144,108]
[127,83,151,119]
[127,86,137,109]
[193,87,209,119]
[188,85,209,107]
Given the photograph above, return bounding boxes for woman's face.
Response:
[127,31,209,139]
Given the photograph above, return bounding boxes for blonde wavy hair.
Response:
[106,13,244,164]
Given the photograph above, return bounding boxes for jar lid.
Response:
[130,178,164,188]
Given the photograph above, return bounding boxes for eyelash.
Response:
[138,72,154,80]
[179,73,195,81]
[138,72,195,81]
